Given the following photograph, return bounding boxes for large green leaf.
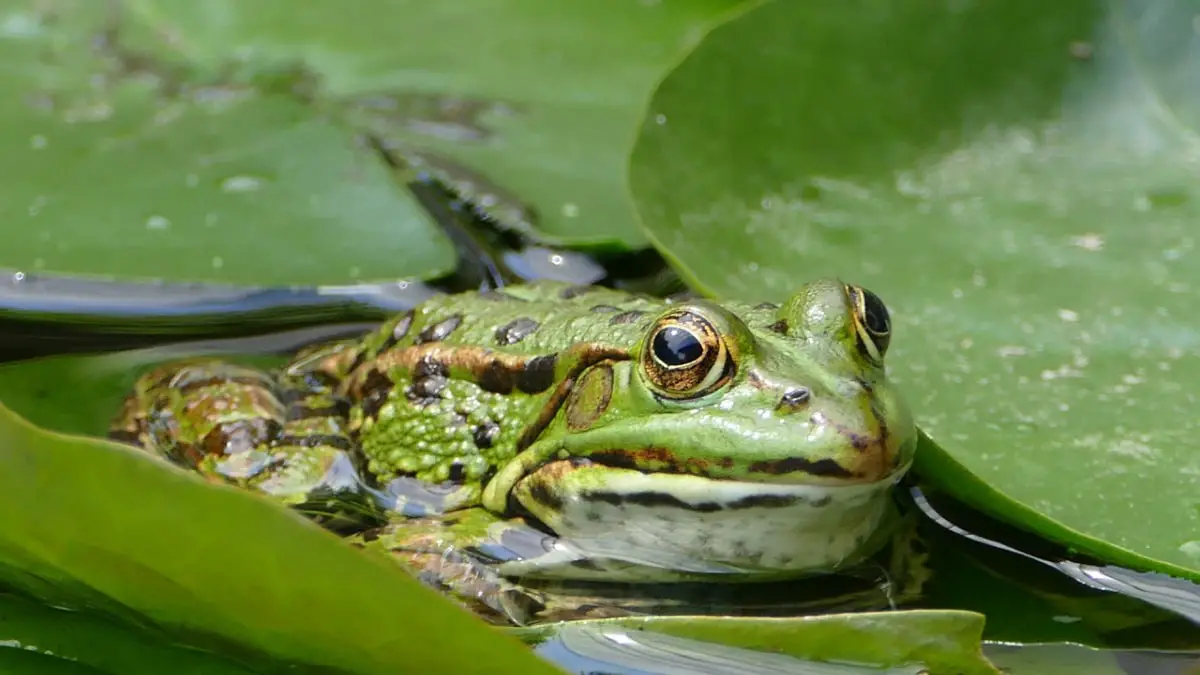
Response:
[0,592,257,674]
[0,0,454,286]
[115,0,752,248]
[0,400,562,675]
[629,0,1200,577]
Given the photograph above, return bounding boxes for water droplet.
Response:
[1069,233,1104,251]
[29,134,46,149]
[561,202,579,218]
[1057,309,1079,322]
[11,271,25,283]
[221,175,262,193]
[1181,540,1200,563]
[211,256,224,269]
[185,174,199,188]
[145,215,170,230]
[1,14,42,38]
[654,113,667,125]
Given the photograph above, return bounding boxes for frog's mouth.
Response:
[493,457,904,579]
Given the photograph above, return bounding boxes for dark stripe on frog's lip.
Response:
[586,447,862,481]
[582,490,832,512]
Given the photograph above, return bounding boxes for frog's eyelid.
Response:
[844,284,889,364]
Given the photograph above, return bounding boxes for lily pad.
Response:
[0,592,257,674]
[0,0,454,286]
[628,0,1200,578]
[522,611,999,675]
[113,0,751,248]
[0,400,561,675]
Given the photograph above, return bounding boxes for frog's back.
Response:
[358,282,670,359]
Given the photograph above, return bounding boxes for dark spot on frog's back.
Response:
[415,314,463,344]
[768,319,789,335]
[589,304,621,313]
[473,421,500,449]
[379,311,415,351]
[478,358,518,394]
[517,354,557,394]
[494,317,540,345]
[609,310,644,326]
[748,456,855,478]
[358,369,394,418]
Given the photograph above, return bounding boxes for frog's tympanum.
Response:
[111,280,917,622]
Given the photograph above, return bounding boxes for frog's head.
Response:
[483,279,917,579]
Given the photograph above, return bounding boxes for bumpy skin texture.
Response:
[111,279,917,586]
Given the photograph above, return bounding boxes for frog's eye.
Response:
[846,284,891,363]
[642,311,734,399]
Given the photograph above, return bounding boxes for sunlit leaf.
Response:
[629,0,1200,578]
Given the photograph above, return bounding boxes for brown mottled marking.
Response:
[494,317,540,346]
[415,314,463,344]
[511,345,633,450]
[198,418,279,461]
[587,447,713,476]
[609,310,645,326]
[357,369,395,418]
[347,344,627,407]
[767,319,788,335]
[565,363,614,431]
[589,304,621,313]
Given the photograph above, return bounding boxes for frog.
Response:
[109,278,919,624]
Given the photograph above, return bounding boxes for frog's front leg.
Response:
[110,347,384,533]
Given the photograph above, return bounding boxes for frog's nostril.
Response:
[777,387,811,411]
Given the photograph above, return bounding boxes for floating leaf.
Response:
[115,0,752,247]
[629,0,1200,578]
[0,0,454,286]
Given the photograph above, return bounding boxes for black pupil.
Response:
[861,288,890,335]
[653,326,703,366]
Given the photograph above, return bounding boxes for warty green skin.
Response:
[112,279,917,586]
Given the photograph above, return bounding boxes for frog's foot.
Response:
[351,513,549,626]
[109,359,384,532]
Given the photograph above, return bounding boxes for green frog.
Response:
[110,279,919,623]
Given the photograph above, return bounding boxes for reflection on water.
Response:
[535,623,926,675]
